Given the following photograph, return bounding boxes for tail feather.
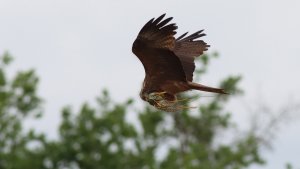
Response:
[188,82,227,94]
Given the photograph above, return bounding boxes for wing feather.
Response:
[174,30,210,81]
[132,14,187,92]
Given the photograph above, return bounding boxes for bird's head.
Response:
[139,91,148,101]
[140,92,155,106]
[140,91,165,106]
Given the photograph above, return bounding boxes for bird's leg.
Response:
[148,92,197,112]
[148,92,166,101]
[154,91,167,97]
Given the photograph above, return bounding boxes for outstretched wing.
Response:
[132,14,187,85]
[174,30,210,81]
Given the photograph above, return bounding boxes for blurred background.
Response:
[0,0,300,169]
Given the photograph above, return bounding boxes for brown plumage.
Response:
[132,14,226,112]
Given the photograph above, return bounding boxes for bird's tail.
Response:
[188,82,227,94]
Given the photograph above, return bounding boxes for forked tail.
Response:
[188,82,227,94]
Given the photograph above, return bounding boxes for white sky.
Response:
[1,0,300,168]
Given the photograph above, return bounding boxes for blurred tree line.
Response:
[0,52,296,169]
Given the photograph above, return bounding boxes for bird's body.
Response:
[132,14,226,112]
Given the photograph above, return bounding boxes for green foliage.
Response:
[286,163,293,169]
[0,51,281,169]
[0,52,45,169]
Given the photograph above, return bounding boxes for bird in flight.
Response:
[132,14,227,112]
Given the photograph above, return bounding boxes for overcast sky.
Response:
[1,0,300,168]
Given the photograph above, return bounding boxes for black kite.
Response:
[132,14,226,112]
